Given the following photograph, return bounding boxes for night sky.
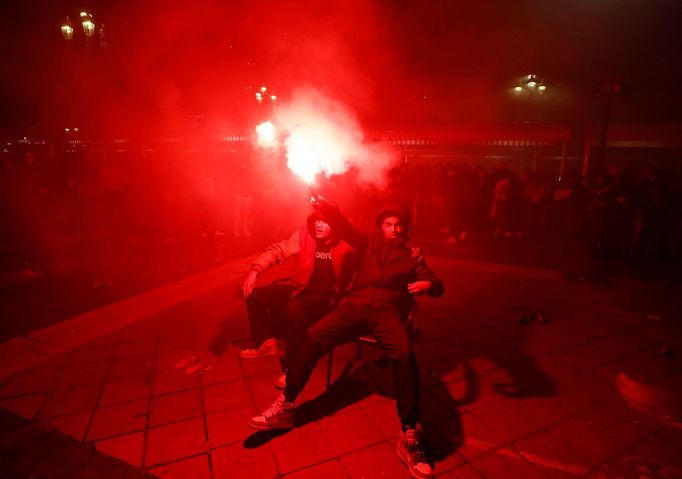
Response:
[1,0,681,133]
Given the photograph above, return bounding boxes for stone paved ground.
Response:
[1,255,681,478]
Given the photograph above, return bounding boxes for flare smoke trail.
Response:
[257,87,400,189]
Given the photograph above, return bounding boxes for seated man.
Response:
[239,209,359,388]
[249,198,444,479]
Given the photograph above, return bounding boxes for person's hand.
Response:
[407,280,432,296]
[243,270,258,299]
[410,247,423,262]
[310,195,329,209]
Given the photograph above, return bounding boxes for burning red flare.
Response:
[254,88,399,188]
[255,121,277,148]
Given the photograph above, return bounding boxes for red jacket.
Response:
[251,227,359,297]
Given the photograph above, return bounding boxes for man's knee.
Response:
[307,321,342,350]
[305,323,325,343]
[293,330,326,363]
[387,342,413,361]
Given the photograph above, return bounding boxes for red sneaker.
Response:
[397,428,433,479]
[248,394,295,430]
[239,338,277,359]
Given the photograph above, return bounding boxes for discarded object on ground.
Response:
[174,355,214,374]
[518,313,548,325]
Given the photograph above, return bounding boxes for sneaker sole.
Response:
[239,350,278,359]
[248,419,293,430]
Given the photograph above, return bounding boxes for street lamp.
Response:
[60,11,105,47]
[514,74,547,96]
[80,12,95,38]
[511,73,555,175]
[60,17,74,40]
[255,85,278,104]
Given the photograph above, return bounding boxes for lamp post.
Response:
[511,73,549,124]
[80,12,95,38]
[60,11,106,49]
[582,76,623,179]
[254,85,278,105]
[511,74,564,177]
[60,17,74,40]
[58,11,108,134]
[513,74,547,97]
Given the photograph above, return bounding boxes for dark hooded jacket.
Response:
[321,204,444,313]
[251,211,359,297]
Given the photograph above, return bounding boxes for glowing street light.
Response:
[60,11,105,47]
[254,85,278,104]
[61,17,74,40]
[80,12,95,38]
[514,74,547,96]
[527,76,538,90]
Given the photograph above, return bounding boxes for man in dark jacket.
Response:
[239,210,359,388]
[249,198,444,479]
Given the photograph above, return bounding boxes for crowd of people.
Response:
[2,144,681,273]
[0,146,264,258]
[391,161,682,264]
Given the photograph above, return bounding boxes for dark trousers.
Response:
[245,283,333,371]
[284,300,420,428]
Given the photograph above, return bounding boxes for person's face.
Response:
[381,216,404,239]
[314,219,332,239]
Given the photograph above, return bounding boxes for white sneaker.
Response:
[248,394,295,430]
[239,338,277,359]
[397,427,433,478]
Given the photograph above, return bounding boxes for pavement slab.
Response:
[149,388,203,427]
[282,459,350,478]
[212,441,277,479]
[148,453,212,479]
[86,398,148,442]
[472,447,549,478]
[95,431,146,467]
[340,441,412,478]
[145,417,207,468]
[206,404,258,449]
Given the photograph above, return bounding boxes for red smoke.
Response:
[256,87,399,188]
